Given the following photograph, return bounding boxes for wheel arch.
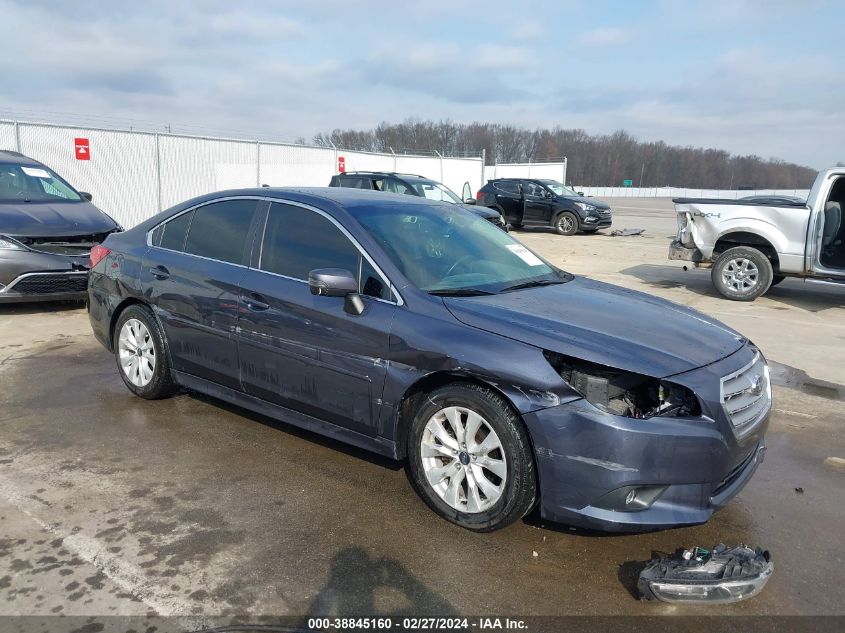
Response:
[107,298,150,351]
[392,371,533,461]
[713,231,781,270]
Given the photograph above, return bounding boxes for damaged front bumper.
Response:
[0,250,90,303]
[521,345,769,532]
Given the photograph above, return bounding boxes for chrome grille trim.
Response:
[720,353,771,439]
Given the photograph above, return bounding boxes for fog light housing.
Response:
[583,216,598,223]
[594,485,667,512]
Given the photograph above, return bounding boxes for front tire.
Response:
[113,304,178,399]
[554,212,578,236]
[406,383,537,532]
[711,246,773,301]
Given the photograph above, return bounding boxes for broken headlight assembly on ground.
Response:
[638,544,773,604]
[544,351,701,419]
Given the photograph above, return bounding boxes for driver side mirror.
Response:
[463,198,477,205]
[308,268,365,315]
[577,191,585,197]
[543,190,552,199]
[80,191,93,202]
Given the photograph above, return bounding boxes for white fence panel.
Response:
[260,144,336,187]
[0,122,16,151]
[575,186,811,200]
[395,155,440,181]
[483,162,567,184]
[441,158,484,197]
[17,123,159,229]
[158,136,258,210]
[341,150,396,173]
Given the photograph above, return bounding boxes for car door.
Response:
[522,181,552,224]
[492,181,524,224]
[142,198,261,389]
[237,200,396,437]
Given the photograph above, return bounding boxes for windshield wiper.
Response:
[428,288,495,297]
[500,278,568,292]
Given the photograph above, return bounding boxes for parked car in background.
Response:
[477,178,612,235]
[89,187,768,533]
[670,167,844,301]
[0,150,121,303]
[329,171,507,230]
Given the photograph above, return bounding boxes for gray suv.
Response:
[329,171,507,230]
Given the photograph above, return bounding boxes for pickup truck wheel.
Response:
[711,246,773,301]
[554,212,578,236]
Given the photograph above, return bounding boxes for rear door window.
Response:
[183,199,257,265]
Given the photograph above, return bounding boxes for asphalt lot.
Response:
[0,197,843,624]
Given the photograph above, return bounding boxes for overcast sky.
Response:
[1,0,842,168]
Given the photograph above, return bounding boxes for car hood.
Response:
[558,196,610,210]
[0,201,118,237]
[443,276,745,378]
[462,203,498,219]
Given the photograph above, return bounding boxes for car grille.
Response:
[598,209,612,216]
[10,273,89,295]
[720,354,771,439]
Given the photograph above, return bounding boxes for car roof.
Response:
[0,150,41,166]
[338,171,426,179]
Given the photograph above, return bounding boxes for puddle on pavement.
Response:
[768,361,845,400]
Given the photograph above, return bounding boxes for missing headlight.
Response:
[544,351,701,419]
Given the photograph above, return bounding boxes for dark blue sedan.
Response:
[87,188,769,532]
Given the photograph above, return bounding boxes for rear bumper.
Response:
[669,239,706,263]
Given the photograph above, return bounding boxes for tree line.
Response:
[313,120,818,189]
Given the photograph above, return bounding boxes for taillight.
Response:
[89,244,111,268]
[476,191,484,200]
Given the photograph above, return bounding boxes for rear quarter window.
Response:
[495,181,520,195]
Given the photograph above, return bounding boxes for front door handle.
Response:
[244,294,270,311]
[149,265,170,280]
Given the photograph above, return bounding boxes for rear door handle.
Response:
[244,294,270,311]
[149,265,170,280]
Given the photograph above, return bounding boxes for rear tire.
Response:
[406,383,537,532]
[113,304,178,399]
[711,246,773,301]
[554,212,578,236]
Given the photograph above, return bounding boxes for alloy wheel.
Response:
[722,257,759,293]
[420,406,507,513]
[118,318,156,387]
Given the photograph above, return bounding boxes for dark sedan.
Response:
[477,178,612,235]
[0,151,120,303]
[88,188,768,532]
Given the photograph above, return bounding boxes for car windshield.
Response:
[540,180,580,197]
[354,203,568,294]
[0,163,82,203]
[406,179,463,204]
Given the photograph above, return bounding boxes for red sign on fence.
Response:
[74,138,90,160]
[337,156,345,173]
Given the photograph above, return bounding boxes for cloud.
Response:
[575,27,632,47]
[509,20,545,41]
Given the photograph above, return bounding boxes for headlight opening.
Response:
[544,351,701,419]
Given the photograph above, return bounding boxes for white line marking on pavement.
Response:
[773,409,818,419]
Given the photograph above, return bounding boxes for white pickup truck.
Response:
[669,167,844,300]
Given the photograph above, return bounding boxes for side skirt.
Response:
[172,370,400,460]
